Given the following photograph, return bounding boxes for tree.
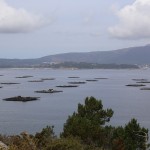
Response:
[61,96,114,147]
[112,119,149,150]
[124,118,149,150]
[112,126,125,150]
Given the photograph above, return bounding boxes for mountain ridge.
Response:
[39,45,150,64]
[0,45,150,67]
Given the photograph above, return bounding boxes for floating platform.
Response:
[3,96,40,102]
[126,84,146,87]
[132,79,148,81]
[1,83,20,85]
[94,78,108,79]
[41,78,55,81]
[28,80,43,82]
[68,82,86,84]
[136,81,150,83]
[16,76,33,78]
[68,77,80,78]
[86,79,98,82]
[56,85,78,88]
[140,87,150,90]
[35,89,63,93]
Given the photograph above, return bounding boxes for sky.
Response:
[0,0,150,58]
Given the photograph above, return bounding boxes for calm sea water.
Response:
[0,68,149,135]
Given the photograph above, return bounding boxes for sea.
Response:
[0,68,149,135]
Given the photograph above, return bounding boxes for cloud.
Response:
[0,0,48,33]
[109,0,150,39]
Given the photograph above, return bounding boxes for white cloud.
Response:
[109,0,150,39]
[0,0,48,33]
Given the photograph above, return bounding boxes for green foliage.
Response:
[45,137,84,150]
[61,96,114,147]
[124,118,149,150]
[112,119,149,150]
[48,62,139,69]
[112,126,125,150]
[34,126,55,149]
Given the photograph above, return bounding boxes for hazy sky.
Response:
[0,0,150,58]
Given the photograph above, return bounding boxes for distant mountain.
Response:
[0,45,150,67]
[39,45,150,65]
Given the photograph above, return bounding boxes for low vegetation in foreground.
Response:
[0,97,149,150]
